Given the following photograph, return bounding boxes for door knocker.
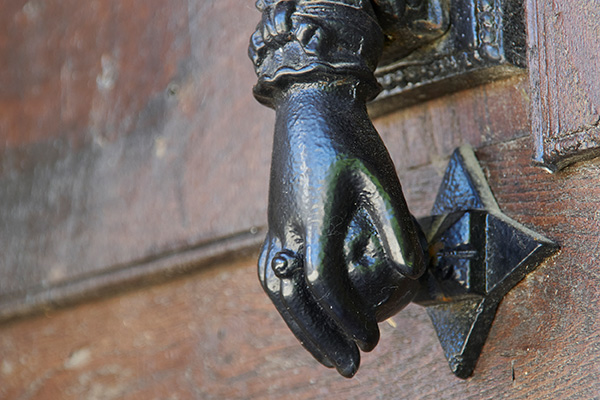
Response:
[249,0,557,378]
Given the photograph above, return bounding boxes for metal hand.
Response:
[257,82,425,377]
[250,0,426,378]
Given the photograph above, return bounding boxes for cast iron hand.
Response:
[248,0,560,380]
[250,0,426,378]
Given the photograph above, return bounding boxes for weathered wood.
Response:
[376,75,531,217]
[0,0,273,315]
[2,1,599,397]
[0,0,532,327]
[527,0,600,170]
[1,138,598,399]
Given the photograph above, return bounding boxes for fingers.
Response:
[259,236,363,376]
[258,237,336,369]
[304,227,380,352]
[357,166,427,280]
[279,265,360,378]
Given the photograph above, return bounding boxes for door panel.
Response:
[0,0,271,320]
[0,0,598,398]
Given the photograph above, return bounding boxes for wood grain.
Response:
[376,75,531,217]
[0,0,274,314]
[527,0,600,170]
[0,138,598,400]
[0,0,532,324]
[2,1,599,397]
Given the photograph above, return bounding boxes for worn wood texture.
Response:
[2,138,599,400]
[375,75,530,217]
[0,0,273,318]
[2,1,599,398]
[527,0,600,170]
[0,0,532,323]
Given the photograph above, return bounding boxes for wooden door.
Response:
[0,1,598,399]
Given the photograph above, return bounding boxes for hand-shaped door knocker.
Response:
[249,0,558,379]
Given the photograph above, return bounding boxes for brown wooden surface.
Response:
[527,0,600,170]
[2,136,600,400]
[0,0,273,317]
[2,1,600,398]
[0,0,532,323]
[376,75,530,217]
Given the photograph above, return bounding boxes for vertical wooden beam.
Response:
[527,0,600,170]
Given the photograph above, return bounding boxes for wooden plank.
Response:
[0,228,265,324]
[527,0,600,170]
[0,0,532,327]
[376,75,530,217]
[1,137,598,399]
[0,0,274,310]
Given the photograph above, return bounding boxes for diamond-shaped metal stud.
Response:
[416,146,559,378]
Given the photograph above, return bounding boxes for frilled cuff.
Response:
[249,0,384,106]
